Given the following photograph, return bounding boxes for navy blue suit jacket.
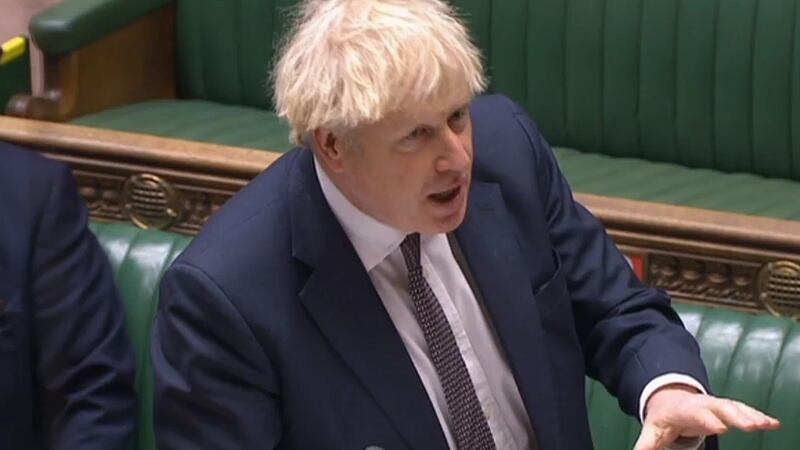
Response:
[0,143,136,450]
[152,96,711,449]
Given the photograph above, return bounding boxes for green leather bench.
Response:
[95,222,800,450]
[16,0,800,222]
[587,303,800,449]
[90,222,190,450]
[464,0,800,221]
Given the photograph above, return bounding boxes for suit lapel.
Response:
[454,180,563,449]
[289,150,448,449]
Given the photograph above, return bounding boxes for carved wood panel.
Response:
[620,247,800,319]
[73,169,235,235]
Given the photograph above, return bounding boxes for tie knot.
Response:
[400,233,421,271]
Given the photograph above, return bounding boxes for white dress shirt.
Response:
[314,158,703,450]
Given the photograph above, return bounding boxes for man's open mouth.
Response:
[429,186,461,203]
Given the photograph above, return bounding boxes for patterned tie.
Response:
[400,233,496,450]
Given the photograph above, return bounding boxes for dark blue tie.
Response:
[400,233,496,450]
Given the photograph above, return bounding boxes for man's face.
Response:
[318,94,474,234]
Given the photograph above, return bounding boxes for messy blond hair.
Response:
[272,0,487,145]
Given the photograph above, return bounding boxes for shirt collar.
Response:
[314,156,406,271]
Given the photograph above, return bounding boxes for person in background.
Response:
[152,1,780,449]
[0,141,136,450]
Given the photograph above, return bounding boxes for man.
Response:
[152,1,779,449]
[0,142,136,449]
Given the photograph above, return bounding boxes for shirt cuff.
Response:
[639,373,708,450]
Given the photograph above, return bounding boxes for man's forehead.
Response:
[396,93,473,122]
[350,89,474,137]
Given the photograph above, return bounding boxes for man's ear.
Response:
[311,128,346,173]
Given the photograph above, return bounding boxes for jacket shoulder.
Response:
[0,142,68,187]
[0,143,72,226]
[174,149,304,283]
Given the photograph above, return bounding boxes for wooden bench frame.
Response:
[7,5,176,122]
[2,115,799,319]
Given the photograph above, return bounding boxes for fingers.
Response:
[634,395,781,450]
[687,407,728,436]
[633,422,679,450]
[709,399,781,432]
[633,410,723,450]
[736,402,781,429]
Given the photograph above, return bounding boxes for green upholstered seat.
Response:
[90,222,191,450]
[72,100,293,151]
[459,0,800,219]
[457,0,800,182]
[555,147,800,221]
[588,302,800,450]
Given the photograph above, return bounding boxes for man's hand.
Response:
[633,384,781,450]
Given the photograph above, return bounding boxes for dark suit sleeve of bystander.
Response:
[31,162,137,450]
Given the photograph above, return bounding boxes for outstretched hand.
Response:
[633,385,780,450]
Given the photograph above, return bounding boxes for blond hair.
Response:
[272,0,487,145]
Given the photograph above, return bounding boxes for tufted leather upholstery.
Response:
[72,99,293,150]
[588,302,800,450]
[90,222,190,450]
[554,147,800,220]
[455,0,800,181]
[166,0,800,181]
[174,0,296,110]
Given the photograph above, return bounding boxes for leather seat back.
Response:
[587,302,800,450]
[451,0,800,181]
[173,0,800,180]
[91,223,191,450]
[174,0,296,110]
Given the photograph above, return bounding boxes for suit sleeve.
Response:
[510,104,711,418]
[31,164,136,450]
[151,262,282,449]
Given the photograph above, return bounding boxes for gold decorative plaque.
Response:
[757,261,800,319]
[122,174,183,230]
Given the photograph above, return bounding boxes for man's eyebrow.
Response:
[448,102,471,116]
[399,102,472,136]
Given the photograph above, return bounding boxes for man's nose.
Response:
[434,128,470,173]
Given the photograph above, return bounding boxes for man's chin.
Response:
[422,201,468,234]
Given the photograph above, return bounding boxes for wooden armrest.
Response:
[576,193,800,257]
[7,5,176,121]
[0,116,276,176]
[30,0,171,54]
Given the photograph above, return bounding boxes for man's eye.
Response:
[406,127,428,141]
[449,109,468,129]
